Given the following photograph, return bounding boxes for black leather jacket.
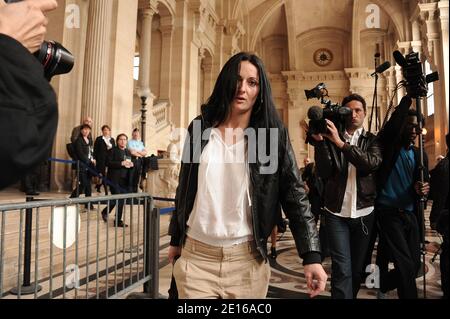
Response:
[314,129,382,214]
[169,115,321,264]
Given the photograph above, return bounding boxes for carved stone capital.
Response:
[139,0,159,17]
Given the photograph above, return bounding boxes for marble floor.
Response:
[0,188,445,299]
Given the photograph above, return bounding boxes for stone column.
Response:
[420,3,447,157]
[411,20,423,58]
[81,0,114,137]
[171,0,190,129]
[351,0,362,67]
[202,54,214,103]
[402,0,412,41]
[282,71,308,166]
[109,0,139,143]
[438,1,449,119]
[159,17,174,101]
[138,3,158,147]
[198,47,205,110]
[394,42,411,104]
[384,66,397,114]
[49,0,89,191]
[138,4,158,97]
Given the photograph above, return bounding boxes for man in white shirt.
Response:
[127,128,147,192]
[311,94,383,298]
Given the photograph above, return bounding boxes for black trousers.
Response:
[376,206,421,299]
[22,171,39,193]
[70,168,92,199]
[441,235,449,298]
[101,178,129,222]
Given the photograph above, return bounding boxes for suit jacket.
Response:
[94,136,115,174]
[106,147,133,185]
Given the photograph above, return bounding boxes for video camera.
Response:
[5,0,75,81]
[305,83,351,135]
[393,50,438,98]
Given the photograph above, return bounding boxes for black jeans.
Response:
[325,211,375,299]
[101,178,129,222]
[376,206,421,299]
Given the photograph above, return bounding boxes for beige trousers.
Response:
[173,237,271,299]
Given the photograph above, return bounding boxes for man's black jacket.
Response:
[313,129,383,214]
[106,147,133,186]
[0,34,58,189]
[168,115,321,264]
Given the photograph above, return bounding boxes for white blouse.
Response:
[102,136,113,150]
[187,128,253,247]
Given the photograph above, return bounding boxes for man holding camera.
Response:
[311,94,382,299]
[0,0,58,189]
[376,96,430,299]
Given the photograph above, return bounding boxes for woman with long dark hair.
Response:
[168,52,327,299]
[70,124,95,209]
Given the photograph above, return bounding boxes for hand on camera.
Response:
[322,120,345,149]
[0,0,58,53]
[311,133,324,142]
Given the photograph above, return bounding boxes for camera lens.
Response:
[34,41,75,81]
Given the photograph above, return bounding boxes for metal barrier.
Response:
[0,193,159,299]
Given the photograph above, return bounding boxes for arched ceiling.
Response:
[247,0,268,11]
[247,0,404,44]
[259,4,287,39]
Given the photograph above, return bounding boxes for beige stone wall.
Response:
[44,0,448,190]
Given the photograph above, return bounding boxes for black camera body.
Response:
[306,83,352,135]
[393,50,439,98]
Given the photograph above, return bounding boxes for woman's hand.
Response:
[168,245,181,264]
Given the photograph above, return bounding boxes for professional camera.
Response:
[393,50,438,98]
[305,83,351,135]
[5,0,74,81]
[35,41,74,81]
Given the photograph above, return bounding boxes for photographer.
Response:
[375,96,430,299]
[0,0,58,189]
[311,94,382,299]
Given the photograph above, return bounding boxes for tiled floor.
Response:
[0,188,445,299]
